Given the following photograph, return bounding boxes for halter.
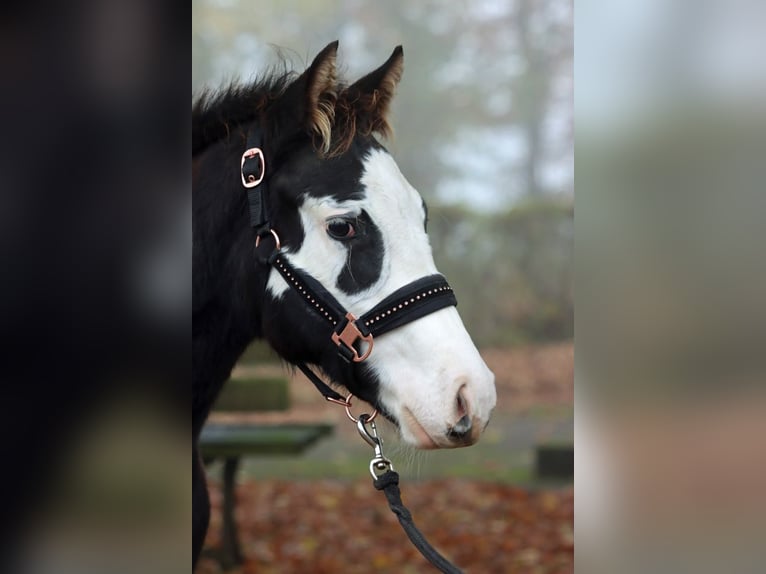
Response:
[242,128,466,574]
[241,128,458,407]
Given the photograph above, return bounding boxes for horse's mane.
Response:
[192,63,395,158]
[192,69,296,157]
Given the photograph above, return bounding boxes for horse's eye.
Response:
[326,219,356,240]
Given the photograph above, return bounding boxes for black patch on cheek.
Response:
[336,210,384,294]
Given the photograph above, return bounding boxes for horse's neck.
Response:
[192,137,267,432]
[192,249,264,434]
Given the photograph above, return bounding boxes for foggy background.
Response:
[193,0,574,347]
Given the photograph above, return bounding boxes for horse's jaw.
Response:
[368,308,497,450]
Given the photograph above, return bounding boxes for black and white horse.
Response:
[192,42,496,567]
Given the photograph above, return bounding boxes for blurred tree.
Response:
[429,199,573,346]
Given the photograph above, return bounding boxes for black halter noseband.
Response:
[241,128,458,405]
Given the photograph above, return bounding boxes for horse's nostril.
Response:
[456,386,468,418]
[447,414,473,440]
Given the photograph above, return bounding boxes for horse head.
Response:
[195,42,496,448]
[249,43,496,448]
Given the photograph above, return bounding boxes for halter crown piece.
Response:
[241,126,457,404]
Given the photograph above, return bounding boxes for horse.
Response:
[192,41,497,568]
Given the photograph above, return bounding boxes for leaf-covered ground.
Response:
[199,478,573,574]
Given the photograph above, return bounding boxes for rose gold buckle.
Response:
[331,312,374,362]
[241,147,265,188]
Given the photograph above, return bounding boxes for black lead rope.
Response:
[298,365,465,573]
[356,415,464,574]
[374,470,464,574]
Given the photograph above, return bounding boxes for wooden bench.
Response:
[199,376,333,568]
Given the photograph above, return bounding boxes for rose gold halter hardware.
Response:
[254,228,281,251]
[356,413,393,480]
[331,312,374,362]
[325,395,353,408]
[342,393,378,423]
[241,147,265,188]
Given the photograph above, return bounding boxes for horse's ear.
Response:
[302,41,338,151]
[346,46,404,139]
[275,41,338,153]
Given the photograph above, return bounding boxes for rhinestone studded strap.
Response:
[359,275,456,337]
[270,253,348,328]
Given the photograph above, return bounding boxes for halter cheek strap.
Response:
[241,128,269,235]
[242,129,458,404]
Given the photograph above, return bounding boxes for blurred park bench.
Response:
[199,376,334,568]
